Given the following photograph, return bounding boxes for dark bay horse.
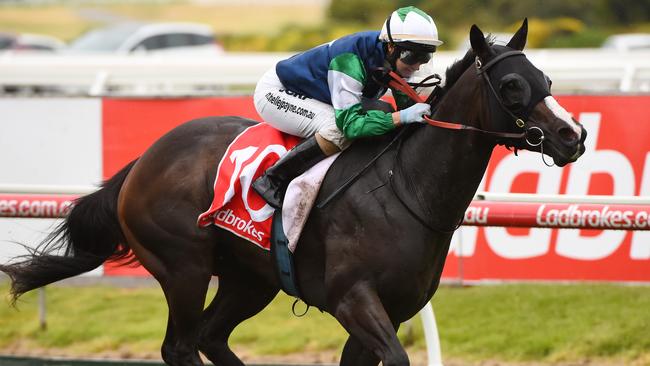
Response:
[1,21,586,366]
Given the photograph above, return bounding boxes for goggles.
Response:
[398,48,434,65]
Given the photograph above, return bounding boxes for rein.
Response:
[386,50,556,151]
[387,69,526,141]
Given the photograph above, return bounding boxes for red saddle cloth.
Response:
[197,123,301,250]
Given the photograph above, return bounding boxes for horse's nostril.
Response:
[558,126,578,144]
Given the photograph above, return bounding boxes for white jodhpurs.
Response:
[253,67,350,150]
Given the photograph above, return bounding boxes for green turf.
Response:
[1,282,649,365]
[430,284,650,365]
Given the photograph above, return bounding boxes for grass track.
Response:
[1,282,649,365]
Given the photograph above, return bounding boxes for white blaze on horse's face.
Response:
[544,96,582,138]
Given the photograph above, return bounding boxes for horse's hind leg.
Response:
[120,221,213,366]
[334,284,408,366]
[159,269,212,366]
[198,268,278,366]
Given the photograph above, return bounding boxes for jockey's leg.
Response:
[251,67,348,208]
[252,129,346,208]
[315,132,341,155]
[252,135,328,208]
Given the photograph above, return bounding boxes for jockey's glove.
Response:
[399,103,431,124]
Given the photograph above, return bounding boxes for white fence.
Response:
[0,52,293,96]
[1,49,649,96]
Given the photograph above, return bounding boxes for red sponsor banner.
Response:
[0,194,75,218]
[102,97,261,177]
[102,96,650,281]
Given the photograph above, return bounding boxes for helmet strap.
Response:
[383,43,399,71]
[383,14,399,69]
[385,13,394,44]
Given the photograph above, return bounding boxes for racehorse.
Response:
[0,20,586,366]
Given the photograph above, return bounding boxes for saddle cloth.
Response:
[197,123,338,251]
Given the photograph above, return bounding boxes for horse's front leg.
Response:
[340,334,382,366]
[332,282,408,366]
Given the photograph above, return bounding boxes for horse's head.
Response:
[470,19,587,167]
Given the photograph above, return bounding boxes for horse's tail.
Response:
[0,159,138,304]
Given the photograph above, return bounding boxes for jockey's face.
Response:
[395,58,425,78]
[388,44,430,78]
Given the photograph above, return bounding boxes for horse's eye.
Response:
[499,74,525,92]
[499,73,531,110]
[504,79,519,90]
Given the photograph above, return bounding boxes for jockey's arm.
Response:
[335,104,398,139]
[329,54,400,140]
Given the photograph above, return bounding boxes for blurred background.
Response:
[1,1,650,366]
[1,0,649,96]
[1,0,649,53]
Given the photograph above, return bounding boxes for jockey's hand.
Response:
[399,103,431,124]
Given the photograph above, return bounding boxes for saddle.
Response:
[197,123,338,298]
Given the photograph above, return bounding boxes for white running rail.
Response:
[0,184,98,195]
[474,192,650,205]
[1,49,649,96]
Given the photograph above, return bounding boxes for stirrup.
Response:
[252,174,284,209]
[252,136,326,209]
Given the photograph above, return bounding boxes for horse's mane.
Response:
[441,49,476,94]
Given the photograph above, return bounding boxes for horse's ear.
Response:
[506,18,528,51]
[470,24,490,60]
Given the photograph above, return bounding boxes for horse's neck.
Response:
[397,72,495,229]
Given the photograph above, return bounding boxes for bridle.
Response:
[475,50,546,149]
[385,50,556,233]
[386,50,547,151]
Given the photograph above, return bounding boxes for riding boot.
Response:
[252,136,327,209]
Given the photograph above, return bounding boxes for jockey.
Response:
[252,6,443,209]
